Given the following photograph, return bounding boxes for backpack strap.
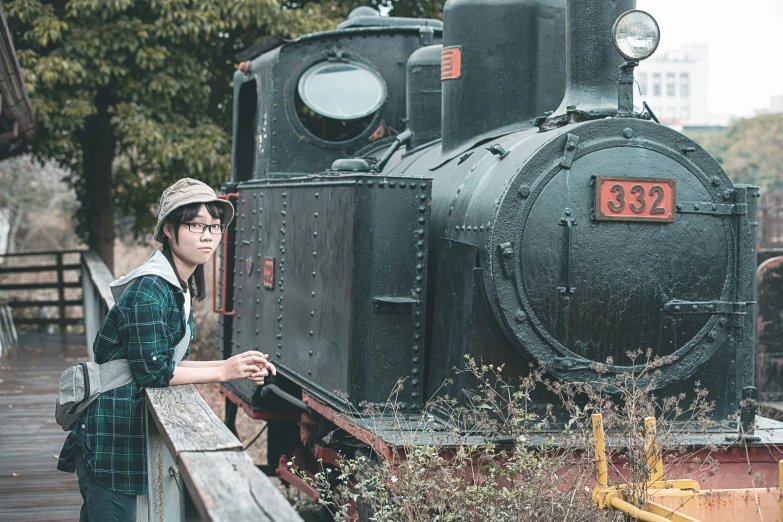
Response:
[98,323,192,393]
[99,358,134,392]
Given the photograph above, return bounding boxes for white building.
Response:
[755,95,783,116]
[635,44,709,127]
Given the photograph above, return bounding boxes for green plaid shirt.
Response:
[57,274,192,496]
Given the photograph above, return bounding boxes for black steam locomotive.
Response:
[214,0,771,488]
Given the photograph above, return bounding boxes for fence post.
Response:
[56,252,66,333]
[81,254,95,360]
[145,412,185,522]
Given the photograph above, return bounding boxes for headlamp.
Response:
[612,10,660,61]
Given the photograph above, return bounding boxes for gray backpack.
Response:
[55,322,190,432]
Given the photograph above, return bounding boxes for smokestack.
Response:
[550,0,635,119]
[440,0,566,154]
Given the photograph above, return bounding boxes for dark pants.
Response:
[74,444,137,522]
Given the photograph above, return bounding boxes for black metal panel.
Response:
[227,175,431,412]
[440,0,566,153]
[425,239,477,401]
[231,24,443,182]
[406,44,443,149]
[552,0,635,117]
[338,11,442,30]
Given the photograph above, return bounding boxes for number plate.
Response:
[595,176,676,223]
[263,256,275,289]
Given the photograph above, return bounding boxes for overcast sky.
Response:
[636,0,783,118]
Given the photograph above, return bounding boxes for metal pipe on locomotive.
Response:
[214,0,783,502]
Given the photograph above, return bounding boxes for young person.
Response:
[57,178,275,521]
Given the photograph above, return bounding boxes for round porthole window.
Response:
[295,61,386,142]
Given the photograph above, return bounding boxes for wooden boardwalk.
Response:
[0,333,88,521]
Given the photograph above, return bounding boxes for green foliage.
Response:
[6,0,339,242]
[686,114,783,193]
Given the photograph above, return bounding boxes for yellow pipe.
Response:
[779,460,783,522]
[608,496,678,522]
[645,499,702,522]
[645,416,664,483]
[592,413,608,488]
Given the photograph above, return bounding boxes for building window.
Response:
[680,73,690,98]
[653,73,661,96]
[666,107,676,120]
[638,72,648,96]
[666,73,675,97]
[680,107,690,120]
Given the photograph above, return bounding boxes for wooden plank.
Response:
[14,318,82,326]
[57,253,65,334]
[0,249,84,258]
[0,282,82,291]
[7,300,82,308]
[179,451,304,522]
[81,250,115,309]
[0,264,81,274]
[144,385,242,456]
[0,333,88,521]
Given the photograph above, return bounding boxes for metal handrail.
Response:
[591,414,703,522]
[212,193,238,316]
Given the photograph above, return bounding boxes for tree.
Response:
[293,0,445,18]
[0,156,76,255]
[688,114,783,193]
[5,0,337,271]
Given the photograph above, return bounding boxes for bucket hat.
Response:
[154,178,235,243]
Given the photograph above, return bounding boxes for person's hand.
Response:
[248,358,276,386]
[219,351,271,382]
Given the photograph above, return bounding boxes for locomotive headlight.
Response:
[612,10,660,61]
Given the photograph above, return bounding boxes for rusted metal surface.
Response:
[758,248,783,266]
[756,255,783,401]
[759,192,783,248]
[0,333,87,521]
[593,413,783,522]
[302,391,395,462]
[220,384,299,421]
[275,455,319,502]
[649,487,780,521]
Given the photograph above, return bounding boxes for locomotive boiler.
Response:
[215,0,782,493]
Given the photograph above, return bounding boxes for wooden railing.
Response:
[0,249,84,332]
[79,248,303,522]
[143,386,304,521]
[80,250,114,358]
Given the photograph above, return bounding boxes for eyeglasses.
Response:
[182,222,227,235]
